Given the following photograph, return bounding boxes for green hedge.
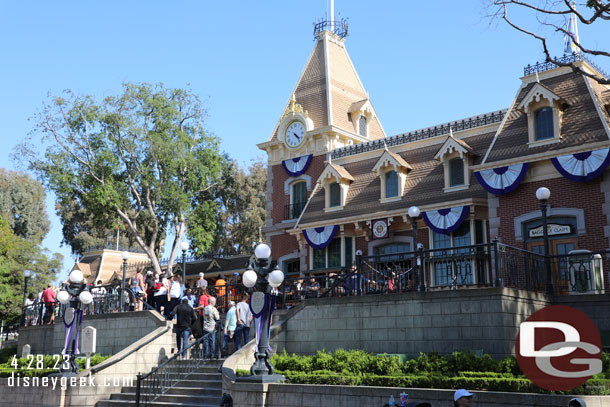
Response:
[267,349,610,395]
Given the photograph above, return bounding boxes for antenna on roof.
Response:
[330,0,334,32]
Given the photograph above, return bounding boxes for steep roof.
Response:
[482,71,610,165]
[268,31,385,141]
[296,131,494,228]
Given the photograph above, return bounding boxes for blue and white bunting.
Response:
[303,225,339,249]
[551,148,610,182]
[474,163,529,195]
[282,154,313,177]
[422,206,470,235]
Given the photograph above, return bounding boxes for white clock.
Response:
[285,121,305,148]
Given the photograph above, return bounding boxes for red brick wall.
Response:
[270,234,299,262]
[496,176,607,252]
[270,154,326,225]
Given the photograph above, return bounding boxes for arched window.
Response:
[290,181,307,219]
[385,170,398,198]
[449,157,464,187]
[534,107,554,141]
[359,115,368,138]
[329,182,341,207]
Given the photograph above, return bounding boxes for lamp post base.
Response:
[236,373,285,384]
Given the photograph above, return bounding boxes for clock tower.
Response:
[257,18,386,276]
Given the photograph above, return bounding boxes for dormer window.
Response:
[317,162,354,212]
[359,115,368,138]
[349,99,375,139]
[517,82,565,147]
[371,149,412,203]
[385,171,399,198]
[435,132,475,192]
[534,107,554,141]
[329,182,341,207]
[449,157,465,187]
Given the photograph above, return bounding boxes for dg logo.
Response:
[516,305,603,391]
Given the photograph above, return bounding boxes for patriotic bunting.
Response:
[282,154,313,177]
[303,225,339,249]
[422,206,470,235]
[474,163,529,195]
[551,148,610,182]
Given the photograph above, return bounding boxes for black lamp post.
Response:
[53,270,93,376]
[181,241,189,286]
[21,270,32,325]
[121,251,129,312]
[237,243,285,383]
[536,187,553,295]
[408,206,425,292]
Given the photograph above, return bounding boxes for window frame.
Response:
[384,170,399,198]
[534,106,554,141]
[448,157,465,187]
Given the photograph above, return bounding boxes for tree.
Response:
[204,158,267,255]
[17,83,224,274]
[489,0,610,84]
[0,169,50,243]
[0,217,62,323]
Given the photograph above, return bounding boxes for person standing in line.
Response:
[235,294,252,350]
[145,270,156,308]
[91,280,107,314]
[196,272,208,289]
[41,284,56,325]
[223,301,237,352]
[130,268,147,311]
[154,272,169,315]
[203,297,220,358]
[215,274,226,308]
[454,389,474,407]
[24,293,35,326]
[167,274,182,318]
[170,297,197,359]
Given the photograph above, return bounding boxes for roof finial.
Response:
[449,125,454,138]
[330,0,334,32]
[383,139,389,151]
[536,70,540,83]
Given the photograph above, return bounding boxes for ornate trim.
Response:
[474,163,529,195]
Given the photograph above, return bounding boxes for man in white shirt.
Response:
[235,294,252,350]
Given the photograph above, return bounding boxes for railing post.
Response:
[135,373,142,407]
[492,239,501,287]
[356,251,362,296]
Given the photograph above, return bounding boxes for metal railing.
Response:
[313,18,348,39]
[331,111,506,160]
[20,283,154,326]
[524,52,609,79]
[135,325,223,407]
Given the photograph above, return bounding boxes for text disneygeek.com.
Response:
[7,373,134,390]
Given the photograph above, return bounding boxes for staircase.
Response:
[96,359,224,407]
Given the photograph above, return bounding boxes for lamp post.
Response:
[408,206,425,292]
[181,241,189,286]
[54,269,93,376]
[237,243,285,383]
[536,187,553,295]
[121,251,129,312]
[21,270,32,325]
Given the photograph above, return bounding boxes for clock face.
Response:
[285,121,305,148]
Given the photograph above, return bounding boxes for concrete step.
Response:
[97,400,219,407]
[121,386,222,396]
[110,392,221,405]
[171,378,223,388]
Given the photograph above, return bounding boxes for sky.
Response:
[0,1,608,282]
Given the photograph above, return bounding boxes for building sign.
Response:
[528,223,572,238]
[372,219,389,240]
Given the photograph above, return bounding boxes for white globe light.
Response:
[23,270,32,278]
[57,290,71,305]
[181,241,190,252]
[254,243,271,260]
[268,269,284,288]
[408,206,420,218]
[536,187,551,201]
[79,290,93,305]
[242,269,258,288]
[69,270,84,284]
[121,251,130,260]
